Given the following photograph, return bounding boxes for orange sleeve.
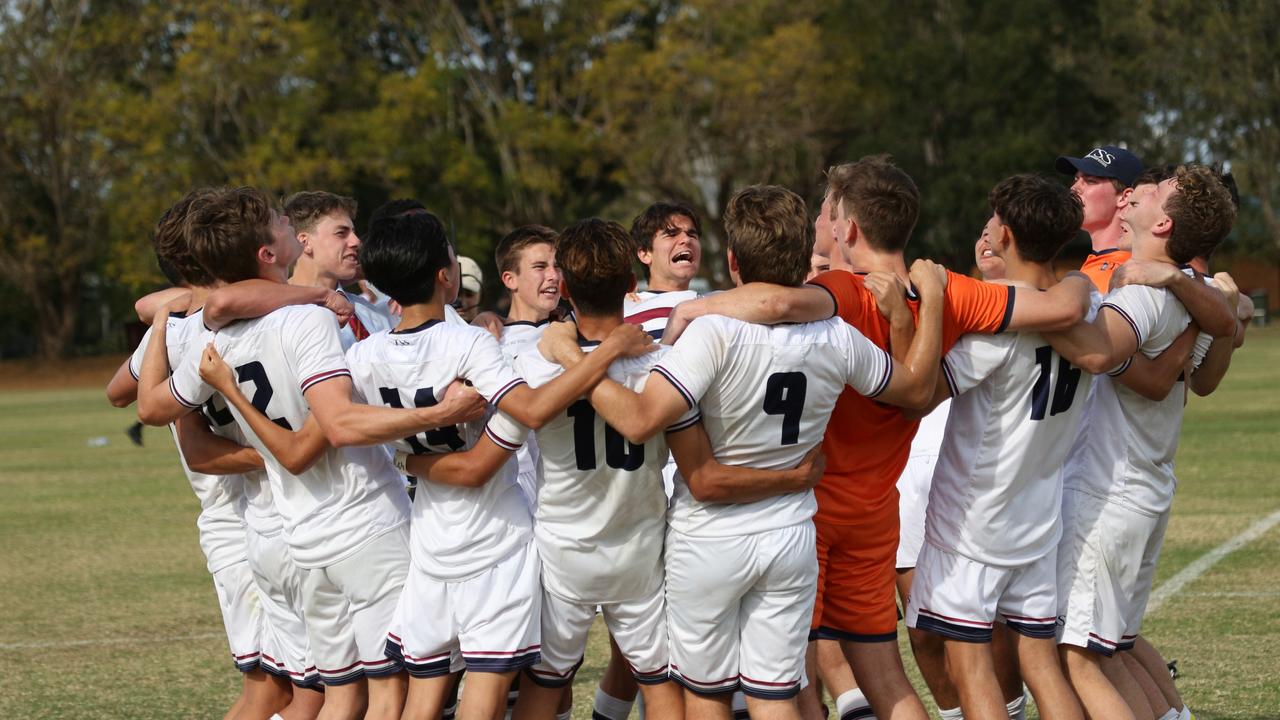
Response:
[810,270,866,325]
[942,271,1015,347]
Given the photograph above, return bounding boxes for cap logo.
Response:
[1086,148,1115,166]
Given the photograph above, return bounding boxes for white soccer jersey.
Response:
[624,289,699,340]
[500,321,549,506]
[1064,283,1193,515]
[129,310,250,574]
[656,314,892,538]
[345,317,532,581]
[518,343,698,604]
[169,304,410,569]
[925,292,1099,567]
[339,289,395,351]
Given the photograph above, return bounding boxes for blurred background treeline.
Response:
[1,0,1277,359]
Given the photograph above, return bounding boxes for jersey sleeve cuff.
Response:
[805,281,840,320]
[128,363,141,381]
[1106,356,1133,377]
[653,366,696,409]
[996,285,1016,334]
[484,424,523,451]
[1101,302,1143,348]
[489,378,526,407]
[169,377,201,409]
[665,411,702,433]
[866,349,893,399]
[941,358,959,397]
[300,369,351,393]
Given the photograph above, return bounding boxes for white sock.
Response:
[594,688,634,720]
[270,715,285,720]
[1157,709,1179,720]
[557,711,572,720]
[938,707,965,720]
[836,688,876,720]
[1005,693,1026,720]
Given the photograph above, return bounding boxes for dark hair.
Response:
[154,187,219,287]
[187,187,277,284]
[368,198,428,229]
[723,185,814,286]
[629,202,701,278]
[283,191,358,236]
[557,218,635,317]
[987,175,1084,264]
[495,225,558,275]
[360,211,453,306]
[1165,164,1236,265]
[1135,164,1177,187]
[825,154,920,252]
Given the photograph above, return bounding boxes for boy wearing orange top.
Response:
[664,155,1091,720]
[1055,145,1143,292]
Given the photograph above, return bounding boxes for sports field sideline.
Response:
[1,326,1277,720]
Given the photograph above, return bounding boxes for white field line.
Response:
[0,632,223,651]
[1147,507,1280,615]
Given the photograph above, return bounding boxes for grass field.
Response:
[2,327,1278,719]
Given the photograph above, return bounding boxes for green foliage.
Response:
[0,0,1273,357]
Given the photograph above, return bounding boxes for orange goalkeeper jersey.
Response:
[807,269,1014,524]
[1079,248,1130,293]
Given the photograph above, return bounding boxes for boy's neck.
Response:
[290,257,339,291]
[506,296,548,324]
[1089,217,1125,253]
[849,245,909,282]
[186,286,213,312]
[645,276,690,293]
[576,311,624,342]
[1001,252,1057,291]
[397,298,446,330]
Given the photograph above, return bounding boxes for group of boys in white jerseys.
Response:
[107,145,1245,720]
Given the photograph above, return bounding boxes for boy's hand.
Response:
[864,272,909,324]
[909,259,948,300]
[604,322,657,358]
[538,321,584,367]
[198,343,236,393]
[435,380,487,425]
[321,290,355,327]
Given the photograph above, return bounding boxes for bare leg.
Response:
[233,669,294,720]
[744,696,803,720]
[1100,654,1152,720]
[637,681,685,720]
[317,677,368,720]
[512,675,563,720]
[1129,638,1183,713]
[797,642,827,720]
[600,635,641,704]
[1120,652,1171,718]
[402,674,454,720]
[943,639,1009,720]
[1010,634,1081,720]
[843,640,929,720]
[367,672,409,720]
[1058,646,1133,720]
[460,671,520,720]
[906,627,959,710]
[685,692,733,720]
[990,624,1026,705]
[279,686,325,720]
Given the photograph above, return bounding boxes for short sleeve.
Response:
[940,333,1011,397]
[944,271,1015,337]
[652,316,727,409]
[460,331,525,404]
[344,343,371,404]
[1100,285,1160,353]
[128,326,154,380]
[484,409,529,451]
[168,331,216,409]
[840,323,894,398]
[286,307,351,393]
[809,270,864,322]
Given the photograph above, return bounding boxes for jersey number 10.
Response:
[1030,346,1081,421]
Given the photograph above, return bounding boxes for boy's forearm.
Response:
[205,280,328,330]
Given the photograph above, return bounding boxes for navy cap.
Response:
[1056,145,1144,187]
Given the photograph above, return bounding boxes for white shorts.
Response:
[895,454,937,569]
[666,522,816,700]
[300,525,410,685]
[528,579,669,688]
[387,540,540,676]
[1056,489,1169,655]
[247,528,319,688]
[905,542,1057,642]
[211,560,263,672]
